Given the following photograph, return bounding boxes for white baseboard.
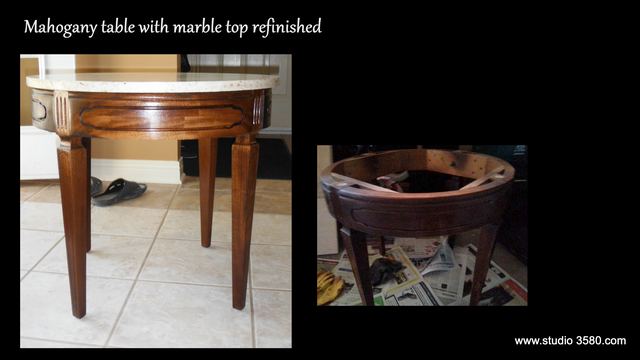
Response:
[91,158,183,184]
[21,126,183,184]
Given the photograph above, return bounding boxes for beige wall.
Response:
[75,55,180,161]
[76,54,180,73]
[20,58,40,126]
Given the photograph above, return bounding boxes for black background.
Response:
[8,5,635,355]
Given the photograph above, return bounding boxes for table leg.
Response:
[83,137,91,253]
[469,223,500,306]
[231,135,259,310]
[57,137,90,319]
[341,227,375,306]
[198,138,218,248]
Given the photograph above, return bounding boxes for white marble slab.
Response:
[27,72,278,93]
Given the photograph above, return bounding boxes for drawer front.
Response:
[27,89,267,139]
[79,105,245,131]
[31,90,56,132]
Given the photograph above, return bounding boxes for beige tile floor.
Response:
[20,177,292,348]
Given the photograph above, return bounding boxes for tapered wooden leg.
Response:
[470,223,500,306]
[199,138,218,248]
[82,137,91,253]
[231,135,259,310]
[341,228,375,306]
[57,137,90,319]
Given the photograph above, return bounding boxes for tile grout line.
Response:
[249,263,256,348]
[20,226,161,239]
[102,184,181,347]
[21,180,291,347]
[20,335,101,348]
[135,278,233,288]
[152,236,292,247]
[178,186,291,195]
[20,183,62,283]
[28,269,238,289]
[20,233,66,283]
[20,182,54,203]
[251,287,293,293]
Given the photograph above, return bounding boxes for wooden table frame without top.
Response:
[27,73,276,318]
[320,149,516,306]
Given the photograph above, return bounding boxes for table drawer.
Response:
[31,90,56,132]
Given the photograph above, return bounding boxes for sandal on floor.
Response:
[90,176,102,197]
[91,178,147,207]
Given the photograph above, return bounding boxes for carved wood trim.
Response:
[54,90,71,136]
[263,90,272,128]
[252,92,264,126]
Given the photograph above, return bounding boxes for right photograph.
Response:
[317,145,528,306]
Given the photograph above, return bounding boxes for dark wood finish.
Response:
[470,223,500,306]
[321,149,514,306]
[198,138,218,248]
[231,134,259,310]
[57,137,90,318]
[31,89,271,140]
[83,137,91,253]
[30,85,272,317]
[321,150,514,238]
[341,228,374,306]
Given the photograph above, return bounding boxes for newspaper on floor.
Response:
[423,247,468,305]
[418,237,456,276]
[392,236,448,259]
[375,246,425,295]
[470,279,528,306]
[374,280,442,306]
[371,246,442,306]
[451,244,528,306]
[317,257,339,273]
[368,236,454,275]
[330,246,441,306]
[329,249,383,306]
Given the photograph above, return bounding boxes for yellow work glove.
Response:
[317,270,345,306]
[317,270,334,293]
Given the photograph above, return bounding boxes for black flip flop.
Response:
[90,177,102,197]
[91,178,147,207]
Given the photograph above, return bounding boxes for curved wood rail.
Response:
[31,89,271,140]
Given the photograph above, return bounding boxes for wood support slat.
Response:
[331,173,397,193]
[460,166,506,190]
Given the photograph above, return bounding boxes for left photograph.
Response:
[20,54,291,348]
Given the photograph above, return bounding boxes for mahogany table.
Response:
[320,149,515,306]
[27,72,278,318]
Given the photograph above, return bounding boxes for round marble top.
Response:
[26,72,279,93]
